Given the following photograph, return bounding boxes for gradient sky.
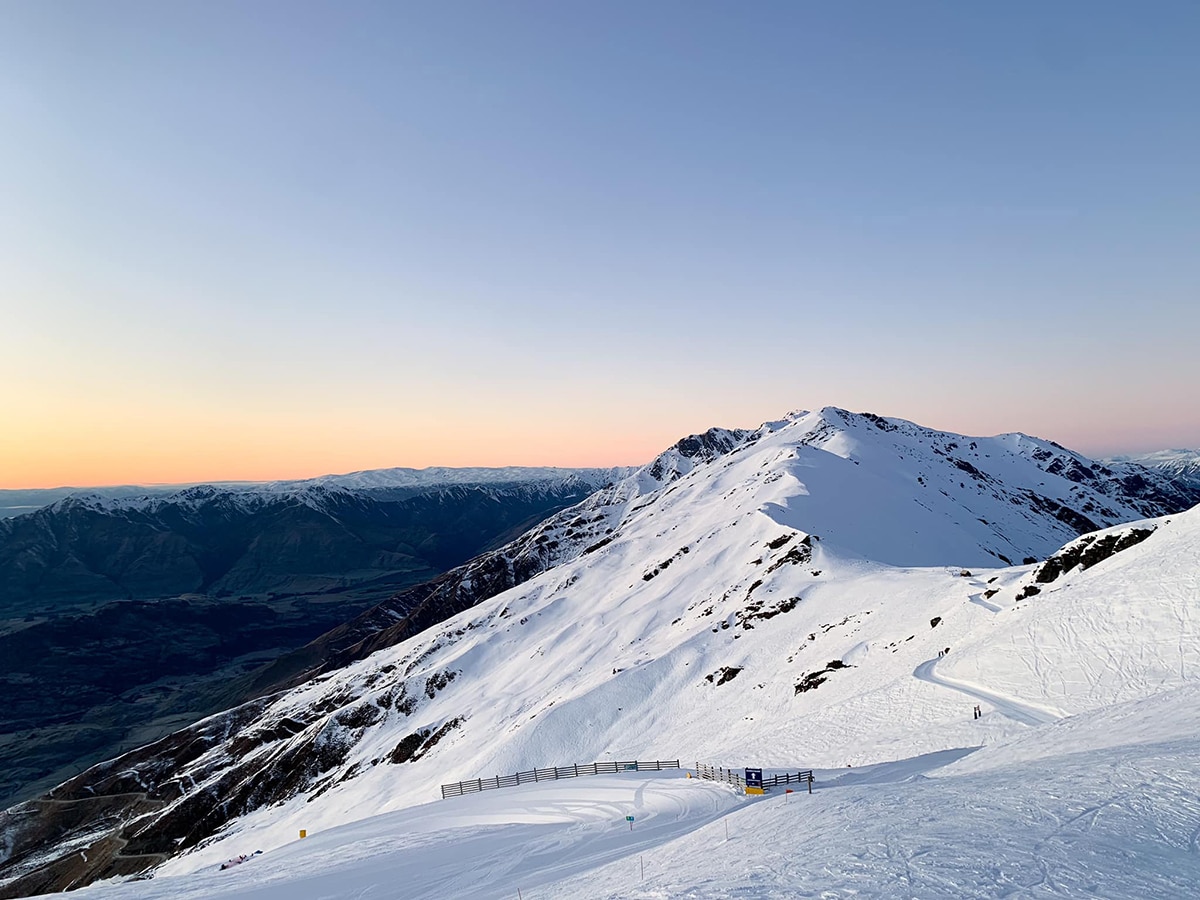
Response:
[2,1,1198,488]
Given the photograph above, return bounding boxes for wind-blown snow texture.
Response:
[3,408,1199,899]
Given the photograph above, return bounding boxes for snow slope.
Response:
[59,686,1200,899]
[4,408,1199,898]
[553,688,1200,899]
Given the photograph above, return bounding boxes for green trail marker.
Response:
[626,815,635,831]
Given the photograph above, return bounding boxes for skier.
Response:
[219,851,262,871]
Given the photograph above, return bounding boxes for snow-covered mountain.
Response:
[0,467,631,519]
[1105,448,1200,493]
[2,408,1198,897]
[0,468,627,612]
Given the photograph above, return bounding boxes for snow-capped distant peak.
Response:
[1105,448,1200,490]
[19,467,630,520]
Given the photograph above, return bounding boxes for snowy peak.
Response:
[638,426,758,488]
[647,407,1193,568]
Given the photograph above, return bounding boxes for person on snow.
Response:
[220,851,262,870]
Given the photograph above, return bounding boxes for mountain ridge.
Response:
[1,407,1198,896]
[0,466,632,520]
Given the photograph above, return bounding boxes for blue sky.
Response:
[1,1,1197,486]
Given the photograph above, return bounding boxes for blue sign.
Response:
[745,768,763,788]
[625,816,635,822]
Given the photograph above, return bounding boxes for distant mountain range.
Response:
[3,407,1197,896]
[0,466,633,518]
[0,483,249,519]
[1104,449,1200,492]
[0,467,626,808]
[0,467,629,614]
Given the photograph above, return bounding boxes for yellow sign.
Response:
[745,786,765,795]
[299,829,307,838]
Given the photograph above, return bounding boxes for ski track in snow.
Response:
[967,590,1003,613]
[913,656,1062,727]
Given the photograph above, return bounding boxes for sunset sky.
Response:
[2,1,1198,488]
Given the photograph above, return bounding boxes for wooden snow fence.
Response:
[695,763,815,793]
[440,759,681,799]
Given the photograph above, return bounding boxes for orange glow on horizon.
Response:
[4,388,1192,490]
[0,421,673,490]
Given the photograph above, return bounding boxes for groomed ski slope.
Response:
[63,685,1200,899]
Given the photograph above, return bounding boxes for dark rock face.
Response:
[794,659,850,694]
[1034,526,1158,586]
[674,429,753,461]
[705,666,743,685]
[1023,491,1102,536]
[646,428,755,482]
